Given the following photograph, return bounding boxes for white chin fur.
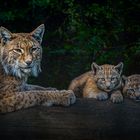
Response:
[21,68,31,73]
[2,62,41,78]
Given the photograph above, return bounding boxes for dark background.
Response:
[0,0,139,89]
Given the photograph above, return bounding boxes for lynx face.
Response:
[92,62,123,92]
[123,75,140,101]
[0,24,45,78]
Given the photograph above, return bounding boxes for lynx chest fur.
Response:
[69,62,124,103]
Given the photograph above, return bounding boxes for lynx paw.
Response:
[110,91,123,103]
[95,92,108,101]
[60,90,76,106]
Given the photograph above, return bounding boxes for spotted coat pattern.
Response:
[0,25,76,113]
[69,62,123,103]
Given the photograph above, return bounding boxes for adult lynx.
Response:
[69,62,123,103]
[0,24,76,113]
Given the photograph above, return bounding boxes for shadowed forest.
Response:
[0,0,139,89]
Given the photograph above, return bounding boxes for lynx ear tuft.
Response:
[114,62,123,75]
[122,75,127,81]
[122,75,128,85]
[30,24,45,44]
[0,26,12,44]
[91,62,100,74]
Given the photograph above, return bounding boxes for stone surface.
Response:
[0,98,140,140]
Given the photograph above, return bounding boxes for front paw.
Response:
[60,90,76,106]
[110,91,123,103]
[95,92,108,101]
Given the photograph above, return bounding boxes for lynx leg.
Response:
[83,90,108,100]
[83,79,108,100]
[0,90,76,113]
[25,84,57,91]
[42,90,76,106]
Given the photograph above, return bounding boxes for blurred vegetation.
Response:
[0,0,140,89]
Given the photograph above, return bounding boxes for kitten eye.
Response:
[111,77,116,80]
[13,49,22,53]
[127,89,135,94]
[100,78,105,81]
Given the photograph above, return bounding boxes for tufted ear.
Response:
[0,26,12,44]
[114,62,123,75]
[30,24,45,44]
[91,62,100,74]
[122,75,128,86]
[122,75,127,81]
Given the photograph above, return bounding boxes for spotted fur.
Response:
[123,74,140,101]
[0,25,76,113]
[69,62,123,103]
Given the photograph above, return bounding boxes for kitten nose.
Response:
[135,92,140,97]
[25,60,32,66]
[106,82,110,89]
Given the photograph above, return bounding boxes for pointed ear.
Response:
[91,62,100,74]
[122,75,127,81]
[30,24,45,44]
[114,62,123,75]
[0,26,12,44]
[122,75,128,84]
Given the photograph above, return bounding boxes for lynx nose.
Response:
[135,92,140,97]
[25,55,32,66]
[106,82,110,89]
[25,60,32,66]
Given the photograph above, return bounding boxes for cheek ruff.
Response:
[1,56,41,78]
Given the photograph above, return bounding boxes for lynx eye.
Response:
[111,77,116,81]
[31,47,38,52]
[13,49,23,54]
[127,89,135,94]
[100,78,105,81]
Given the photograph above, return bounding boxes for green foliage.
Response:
[0,0,139,88]
[0,11,15,21]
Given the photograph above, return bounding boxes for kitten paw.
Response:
[95,92,108,101]
[110,91,123,103]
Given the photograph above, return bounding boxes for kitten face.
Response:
[123,75,140,101]
[91,62,123,92]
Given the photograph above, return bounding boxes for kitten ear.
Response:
[122,75,128,84]
[122,75,127,81]
[122,75,128,82]
[91,62,100,74]
[114,62,123,75]
[0,26,12,44]
[30,24,45,44]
